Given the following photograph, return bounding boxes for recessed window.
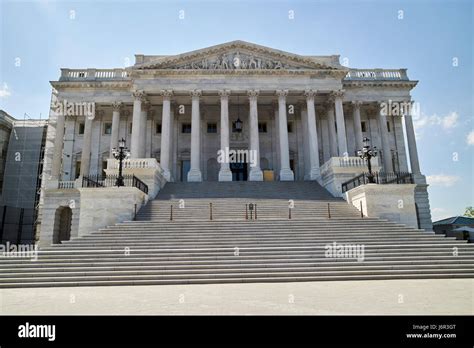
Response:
[129,123,133,134]
[103,123,112,135]
[156,123,162,134]
[207,123,217,133]
[287,122,293,133]
[361,121,367,132]
[182,123,192,133]
[78,123,85,135]
[258,122,267,133]
[387,121,391,132]
[75,161,81,179]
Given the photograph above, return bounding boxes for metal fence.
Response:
[82,174,148,194]
[341,172,414,193]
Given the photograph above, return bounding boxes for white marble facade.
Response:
[44,40,421,184]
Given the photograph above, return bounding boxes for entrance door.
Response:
[181,160,190,182]
[230,162,248,181]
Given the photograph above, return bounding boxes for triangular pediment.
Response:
[135,40,343,71]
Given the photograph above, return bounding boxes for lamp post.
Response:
[357,137,378,183]
[111,138,130,187]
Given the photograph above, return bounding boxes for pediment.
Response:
[135,40,343,71]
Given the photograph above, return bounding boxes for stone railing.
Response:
[58,180,76,189]
[344,69,408,81]
[59,68,130,81]
[106,158,162,171]
[320,156,379,175]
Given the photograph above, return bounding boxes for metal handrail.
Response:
[341,172,414,193]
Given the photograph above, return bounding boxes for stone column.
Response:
[160,90,173,181]
[79,114,93,177]
[333,90,348,156]
[50,113,66,180]
[188,90,202,182]
[404,102,421,174]
[248,90,263,181]
[304,90,320,180]
[130,90,145,158]
[352,101,363,153]
[218,90,232,181]
[109,101,122,157]
[378,101,394,172]
[276,90,294,181]
[139,101,149,158]
[326,101,338,157]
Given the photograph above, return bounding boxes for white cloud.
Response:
[413,111,459,132]
[467,130,474,145]
[426,174,460,187]
[0,83,11,98]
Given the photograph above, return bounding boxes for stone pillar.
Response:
[404,102,421,174]
[188,90,202,182]
[160,90,173,181]
[248,90,263,181]
[50,113,66,180]
[304,90,321,180]
[139,101,149,158]
[326,101,338,157]
[109,101,122,157]
[218,90,232,181]
[352,101,363,153]
[276,90,294,181]
[131,90,145,158]
[333,90,348,156]
[378,102,394,172]
[79,114,93,177]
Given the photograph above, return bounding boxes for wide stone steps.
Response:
[2,181,473,287]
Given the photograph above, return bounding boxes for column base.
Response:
[187,169,202,182]
[162,169,171,182]
[279,168,294,181]
[309,167,321,181]
[249,168,263,181]
[218,169,233,182]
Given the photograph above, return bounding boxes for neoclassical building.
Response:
[39,40,432,242]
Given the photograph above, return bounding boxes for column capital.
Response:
[304,89,317,99]
[190,89,202,98]
[247,89,260,99]
[331,89,345,99]
[219,89,231,98]
[132,90,147,101]
[276,90,289,99]
[112,101,123,111]
[351,100,362,109]
[160,90,173,98]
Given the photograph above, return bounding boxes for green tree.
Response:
[464,206,474,217]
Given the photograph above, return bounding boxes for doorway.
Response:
[181,160,190,182]
[230,162,248,181]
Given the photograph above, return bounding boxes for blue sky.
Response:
[0,0,472,220]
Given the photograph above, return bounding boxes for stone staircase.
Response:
[0,182,473,288]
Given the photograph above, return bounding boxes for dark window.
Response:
[207,123,217,133]
[129,123,133,134]
[361,121,367,132]
[182,123,192,133]
[258,122,267,133]
[156,123,162,134]
[103,123,112,135]
[78,123,85,135]
[75,161,81,179]
[287,122,293,133]
[387,121,391,132]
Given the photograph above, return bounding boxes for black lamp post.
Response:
[234,96,243,133]
[357,137,378,183]
[111,138,130,187]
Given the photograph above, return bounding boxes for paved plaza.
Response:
[1,279,472,315]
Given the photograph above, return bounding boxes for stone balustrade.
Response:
[320,156,379,175]
[345,69,408,81]
[59,68,129,81]
[58,181,76,189]
[106,158,162,170]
